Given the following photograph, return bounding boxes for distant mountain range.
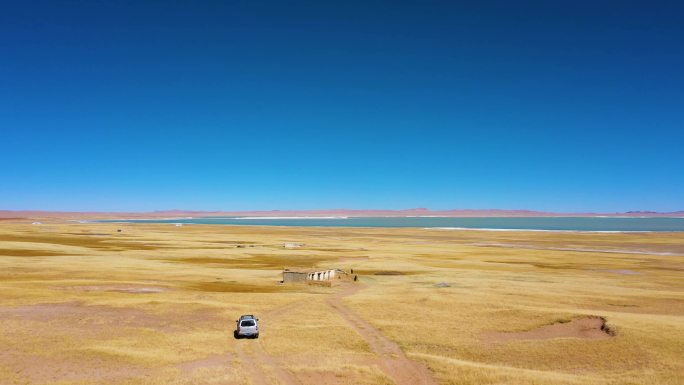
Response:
[1,208,683,219]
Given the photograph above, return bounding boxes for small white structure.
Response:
[32,222,42,225]
[283,242,303,249]
[175,223,183,227]
[282,268,349,283]
[309,269,331,281]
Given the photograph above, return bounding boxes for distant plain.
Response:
[0,222,682,384]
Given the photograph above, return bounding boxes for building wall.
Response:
[283,271,308,282]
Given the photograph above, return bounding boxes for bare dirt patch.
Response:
[484,316,616,343]
[294,368,384,385]
[0,301,222,332]
[1,349,151,384]
[592,269,641,275]
[190,281,301,293]
[65,285,167,294]
[473,242,684,256]
[243,253,338,269]
[355,270,422,276]
[171,253,337,269]
[0,302,157,326]
[177,352,235,375]
[0,234,160,251]
[0,248,71,257]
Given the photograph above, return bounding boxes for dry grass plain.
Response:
[0,222,683,385]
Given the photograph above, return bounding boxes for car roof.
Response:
[239,314,256,320]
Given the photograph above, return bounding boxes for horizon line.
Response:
[2,207,683,218]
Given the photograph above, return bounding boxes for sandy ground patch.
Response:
[64,284,168,293]
[483,316,615,343]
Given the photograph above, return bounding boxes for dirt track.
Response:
[327,284,437,385]
[228,283,437,385]
[233,299,303,385]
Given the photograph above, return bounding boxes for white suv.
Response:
[235,315,259,339]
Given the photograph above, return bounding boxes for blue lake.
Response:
[97,216,684,232]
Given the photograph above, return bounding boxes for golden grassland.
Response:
[0,222,682,385]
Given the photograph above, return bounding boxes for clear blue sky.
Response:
[1,1,683,212]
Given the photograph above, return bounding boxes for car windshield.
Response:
[241,320,256,327]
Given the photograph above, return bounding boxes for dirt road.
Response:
[230,283,436,385]
[326,284,437,385]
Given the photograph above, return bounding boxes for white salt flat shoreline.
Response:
[230,216,350,219]
[426,227,663,233]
